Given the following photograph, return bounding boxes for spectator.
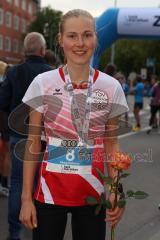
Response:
[0,61,7,83]
[44,49,57,69]
[0,32,52,240]
[130,75,144,132]
[104,63,117,77]
[147,80,160,134]
[0,61,10,197]
[114,72,129,122]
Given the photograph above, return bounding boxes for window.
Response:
[13,39,18,53]
[5,37,11,52]
[22,0,26,11]
[0,8,4,25]
[13,15,19,30]
[0,35,3,50]
[5,12,12,28]
[21,18,26,33]
[6,0,12,3]
[15,0,19,7]
[28,3,32,15]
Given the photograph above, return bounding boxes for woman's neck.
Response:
[66,63,91,84]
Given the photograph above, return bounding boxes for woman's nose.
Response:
[76,36,84,46]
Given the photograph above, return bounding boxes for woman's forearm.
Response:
[21,137,41,201]
[105,136,119,179]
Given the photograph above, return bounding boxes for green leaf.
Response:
[95,205,102,215]
[117,199,126,208]
[96,168,105,180]
[104,200,112,209]
[134,191,149,199]
[120,173,130,178]
[100,193,106,205]
[126,190,135,198]
[86,196,98,205]
[96,168,113,184]
[103,176,113,185]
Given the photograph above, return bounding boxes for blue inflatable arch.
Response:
[93,8,160,68]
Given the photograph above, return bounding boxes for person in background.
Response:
[104,63,117,77]
[130,75,144,132]
[148,75,159,128]
[147,79,160,134]
[44,49,57,69]
[0,111,10,197]
[0,60,7,83]
[0,32,52,240]
[0,61,10,197]
[114,72,129,122]
[19,9,129,240]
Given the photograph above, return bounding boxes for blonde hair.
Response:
[59,9,96,34]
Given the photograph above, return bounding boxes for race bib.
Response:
[46,140,93,174]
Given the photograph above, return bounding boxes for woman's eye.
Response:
[68,35,76,39]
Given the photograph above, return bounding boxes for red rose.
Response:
[109,152,132,170]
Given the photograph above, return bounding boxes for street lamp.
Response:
[111,0,117,64]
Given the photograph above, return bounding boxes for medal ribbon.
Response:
[64,65,94,147]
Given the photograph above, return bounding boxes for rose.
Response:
[109,152,131,170]
[86,152,148,240]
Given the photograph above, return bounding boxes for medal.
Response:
[64,65,94,148]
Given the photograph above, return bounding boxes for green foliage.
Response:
[104,200,112,209]
[126,190,134,198]
[126,190,149,199]
[96,168,112,184]
[117,199,126,208]
[28,6,62,51]
[134,191,149,199]
[100,192,106,205]
[95,205,102,215]
[99,39,160,77]
[86,196,98,205]
[103,176,113,185]
[96,168,105,179]
[120,173,130,179]
[86,167,148,216]
[87,193,112,213]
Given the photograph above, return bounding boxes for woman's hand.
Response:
[105,193,125,227]
[19,200,37,230]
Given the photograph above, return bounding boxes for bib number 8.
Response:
[66,148,75,162]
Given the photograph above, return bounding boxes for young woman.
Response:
[20,9,129,240]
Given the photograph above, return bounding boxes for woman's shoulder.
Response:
[37,68,59,81]
[96,69,121,88]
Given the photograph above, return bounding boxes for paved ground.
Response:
[1,96,160,240]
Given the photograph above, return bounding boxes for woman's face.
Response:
[59,16,97,66]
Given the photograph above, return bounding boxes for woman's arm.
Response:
[104,116,125,227]
[104,117,119,183]
[20,109,42,230]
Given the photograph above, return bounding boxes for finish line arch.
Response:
[92,8,160,68]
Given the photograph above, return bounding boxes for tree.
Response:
[99,39,160,78]
[29,6,62,52]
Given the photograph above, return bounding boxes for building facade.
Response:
[0,0,40,64]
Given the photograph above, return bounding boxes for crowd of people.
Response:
[104,63,160,132]
[0,8,160,240]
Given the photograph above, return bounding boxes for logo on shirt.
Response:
[92,89,109,110]
[53,89,63,95]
